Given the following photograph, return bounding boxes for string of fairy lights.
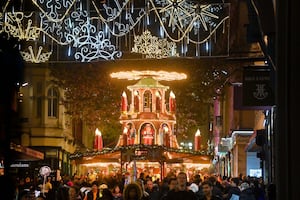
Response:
[0,0,229,63]
[70,144,214,160]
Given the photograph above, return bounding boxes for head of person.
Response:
[207,176,217,185]
[123,182,142,200]
[168,177,178,191]
[91,181,99,192]
[230,177,240,187]
[202,180,213,197]
[139,172,145,179]
[193,174,202,185]
[113,185,122,194]
[146,179,154,191]
[68,186,77,199]
[177,172,188,189]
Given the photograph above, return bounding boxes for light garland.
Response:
[0,0,230,62]
[69,144,214,160]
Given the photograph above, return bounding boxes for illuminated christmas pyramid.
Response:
[112,71,187,149]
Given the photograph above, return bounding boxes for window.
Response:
[47,87,59,117]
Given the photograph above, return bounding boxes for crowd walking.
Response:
[14,171,273,200]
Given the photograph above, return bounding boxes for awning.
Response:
[10,143,44,161]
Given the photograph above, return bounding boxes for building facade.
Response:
[18,65,76,176]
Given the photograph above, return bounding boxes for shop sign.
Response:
[10,162,30,168]
[243,67,274,106]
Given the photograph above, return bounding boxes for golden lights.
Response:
[110,70,187,81]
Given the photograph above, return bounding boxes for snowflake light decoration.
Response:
[131,30,178,58]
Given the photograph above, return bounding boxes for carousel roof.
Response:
[127,77,169,89]
[70,144,213,165]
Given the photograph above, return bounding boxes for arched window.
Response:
[47,87,59,118]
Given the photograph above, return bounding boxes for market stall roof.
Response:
[70,144,213,165]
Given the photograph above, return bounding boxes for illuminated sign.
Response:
[10,163,30,168]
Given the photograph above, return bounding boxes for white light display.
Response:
[131,30,178,58]
[20,46,52,63]
[0,0,230,63]
[4,12,40,41]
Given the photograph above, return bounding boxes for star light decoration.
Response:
[110,70,187,81]
[157,0,220,32]
[0,0,229,62]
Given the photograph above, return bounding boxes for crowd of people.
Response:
[15,171,275,200]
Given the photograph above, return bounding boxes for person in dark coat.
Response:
[144,179,160,200]
[165,172,198,200]
[159,177,177,200]
[199,180,222,200]
[100,188,114,200]
[207,176,223,199]
[223,177,241,200]
[239,182,255,200]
